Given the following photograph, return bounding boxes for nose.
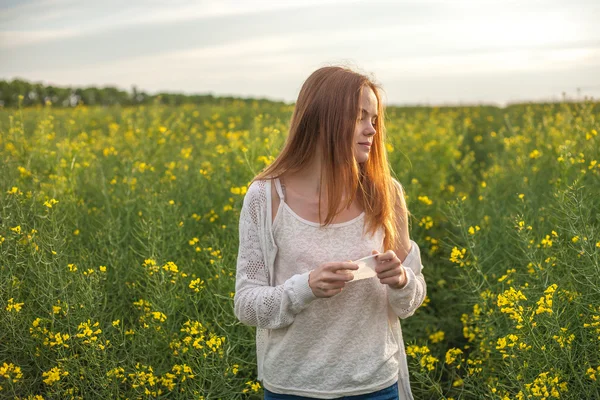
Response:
[366,122,376,136]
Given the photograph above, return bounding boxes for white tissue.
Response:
[348,254,379,281]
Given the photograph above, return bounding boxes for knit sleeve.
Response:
[386,239,427,319]
[233,183,318,329]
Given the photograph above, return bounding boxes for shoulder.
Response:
[390,177,408,211]
[244,179,269,207]
[390,177,405,196]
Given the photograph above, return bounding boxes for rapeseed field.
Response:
[1,98,598,399]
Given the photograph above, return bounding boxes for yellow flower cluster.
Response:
[75,319,109,349]
[444,348,463,366]
[6,186,22,195]
[133,299,167,331]
[495,333,530,359]
[230,185,248,195]
[515,371,567,400]
[468,225,480,235]
[0,362,23,389]
[142,259,188,283]
[109,362,195,396]
[583,308,600,339]
[42,366,69,385]
[497,287,528,328]
[43,198,59,208]
[450,247,468,267]
[189,278,205,292]
[257,155,275,166]
[539,232,557,248]
[497,268,516,284]
[466,358,483,376]
[29,318,71,348]
[406,345,439,371]
[417,195,433,205]
[428,330,445,344]
[242,380,262,393]
[170,320,206,356]
[535,284,558,315]
[107,367,126,383]
[419,216,433,230]
[552,328,575,349]
[5,298,24,313]
[424,236,439,253]
[461,312,481,343]
[587,366,600,381]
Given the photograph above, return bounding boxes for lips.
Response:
[359,142,372,146]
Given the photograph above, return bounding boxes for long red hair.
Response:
[251,65,407,252]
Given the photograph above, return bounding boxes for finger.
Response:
[375,260,401,274]
[325,271,355,282]
[376,250,395,262]
[328,262,359,272]
[377,266,403,279]
[380,276,405,287]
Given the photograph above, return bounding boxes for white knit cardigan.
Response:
[234,178,427,400]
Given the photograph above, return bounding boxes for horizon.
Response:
[1,0,599,107]
[4,76,598,109]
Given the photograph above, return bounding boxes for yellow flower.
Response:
[42,366,69,385]
[450,247,467,267]
[6,298,24,312]
[535,284,557,315]
[529,149,541,159]
[189,278,205,293]
[44,198,59,208]
[0,362,23,383]
[151,311,167,322]
[419,216,433,230]
[417,195,433,205]
[242,380,262,393]
[445,348,463,365]
[230,186,248,195]
[428,330,445,344]
[468,226,480,235]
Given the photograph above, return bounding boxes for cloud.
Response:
[0,28,80,48]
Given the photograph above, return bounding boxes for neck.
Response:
[283,154,324,198]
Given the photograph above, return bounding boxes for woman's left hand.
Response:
[371,249,407,289]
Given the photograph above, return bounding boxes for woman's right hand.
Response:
[308,261,359,298]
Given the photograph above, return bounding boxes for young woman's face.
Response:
[353,86,378,164]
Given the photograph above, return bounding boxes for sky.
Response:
[1,0,599,106]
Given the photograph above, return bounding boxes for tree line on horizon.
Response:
[1,78,597,111]
[0,79,284,108]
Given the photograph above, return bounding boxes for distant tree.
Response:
[0,78,287,108]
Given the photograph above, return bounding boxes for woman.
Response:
[234,65,426,400]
